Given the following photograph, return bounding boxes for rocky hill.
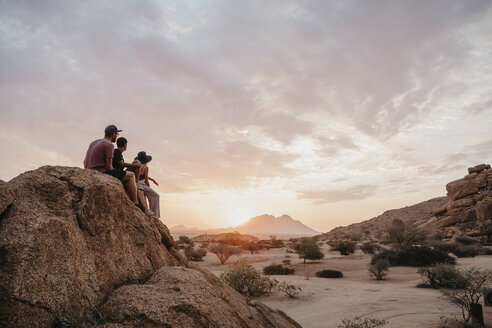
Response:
[0,166,300,328]
[323,196,449,240]
[235,214,319,236]
[323,164,492,243]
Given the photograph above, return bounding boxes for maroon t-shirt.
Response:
[83,139,114,172]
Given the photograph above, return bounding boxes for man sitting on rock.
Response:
[84,125,140,209]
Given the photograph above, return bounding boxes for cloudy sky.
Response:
[1,0,492,231]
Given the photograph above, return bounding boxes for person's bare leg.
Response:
[123,172,138,203]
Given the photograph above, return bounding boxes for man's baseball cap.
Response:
[105,125,122,134]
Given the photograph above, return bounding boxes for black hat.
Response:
[105,125,122,134]
[137,151,152,164]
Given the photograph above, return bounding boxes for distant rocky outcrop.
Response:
[323,196,449,241]
[0,166,300,328]
[422,164,492,240]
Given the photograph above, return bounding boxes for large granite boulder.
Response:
[100,266,300,328]
[0,166,300,328]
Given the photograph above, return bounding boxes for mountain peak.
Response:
[236,213,319,236]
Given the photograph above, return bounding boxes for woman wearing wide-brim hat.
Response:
[135,151,160,218]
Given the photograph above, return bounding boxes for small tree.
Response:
[440,267,492,323]
[292,238,324,263]
[360,242,380,255]
[368,259,390,280]
[208,243,242,265]
[386,221,428,251]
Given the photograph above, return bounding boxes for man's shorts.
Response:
[104,169,126,181]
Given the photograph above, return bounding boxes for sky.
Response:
[1,0,492,232]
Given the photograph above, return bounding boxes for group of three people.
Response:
[83,124,160,218]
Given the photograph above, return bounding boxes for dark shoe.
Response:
[135,202,145,212]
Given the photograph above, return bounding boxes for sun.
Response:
[228,206,255,227]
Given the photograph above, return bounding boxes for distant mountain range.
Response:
[170,214,320,238]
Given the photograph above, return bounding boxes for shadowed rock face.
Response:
[0,166,300,328]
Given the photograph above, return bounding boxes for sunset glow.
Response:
[1,1,492,232]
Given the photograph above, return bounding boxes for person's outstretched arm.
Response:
[149,177,159,186]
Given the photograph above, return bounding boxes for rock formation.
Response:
[0,166,300,328]
[424,164,492,240]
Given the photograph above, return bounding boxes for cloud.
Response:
[298,185,377,205]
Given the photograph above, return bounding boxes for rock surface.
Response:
[421,164,492,240]
[0,166,300,328]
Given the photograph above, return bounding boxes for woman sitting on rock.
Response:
[134,151,160,218]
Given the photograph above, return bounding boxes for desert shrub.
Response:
[368,259,390,280]
[315,269,343,278]
[178,235,194,246]
[292,238,324,263]
[438,316,483,328]
[208,243,242,265]
[349,232,363,242]
[417,265,468,289]
[263,264,295,275]
[184,246,207,261]
[221,264,278,297]
[478,247,492,255]
[372,246,455,267]
[440,267,492,323]
[337,316,387,328]
[277,281,301,298]
[331,240,356,255]
[370,249,399,266]
[282,259,291,265]
[269,235,284,248]
[360,242,380,254]
[53,317,74,328]
[453,245,480,258]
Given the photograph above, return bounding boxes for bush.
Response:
[178,235,194,246]
[438,316,483,328]
[371,246,455,267]
[263,264,295,275]
[417,265,468,289]
[221,263,301,298]
[282,259,291,265]
[440,267,492,323]
[221,264,278,297]
[316,269,343,278]
[368,259,390,280]
[331,240,356,255]
[360,242,380,254]
[337,316,387,328]
[277,281,301,298]
[184,246,207,261]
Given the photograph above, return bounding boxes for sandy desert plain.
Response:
[186,244,492,328]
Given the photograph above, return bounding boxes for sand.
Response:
[191,245,492,328]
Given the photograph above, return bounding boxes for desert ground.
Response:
[189,245,492,328]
